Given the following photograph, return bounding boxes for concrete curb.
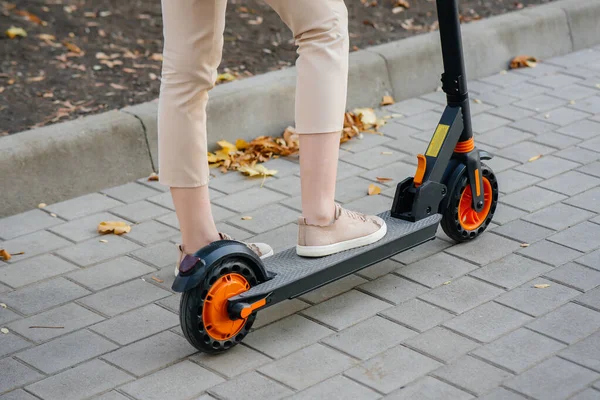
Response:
[2,0,600,217]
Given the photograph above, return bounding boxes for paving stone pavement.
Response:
[1,47,600,400]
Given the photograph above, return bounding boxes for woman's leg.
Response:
[158,0,227,252]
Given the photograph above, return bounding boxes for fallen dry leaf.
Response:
[151,276,164,283]
[50,213,57,218]
[63,41,81,54]
[528,155,542,162]
[394,0,411,8]
[353,108,377,126]
[376,177,393,183]
[248,16,263,25]
[236,139,249,150]
[1,328,9,334]
[474,98,482,104]
[98,221,131,235]
[0,303,6,309]
[520,243,530,247]
[0,249,11,261]
[110,83,126,90]
[6,26,27,38]
[148,172,159,181]
[99,239,108,243]
[442,281,451,285]
[381,151,393,155]
[150,53,163,61]
[510,55,539,69]
[381,95,395,106]
[239,164,277,177]
[38,203,46,208]
[217,72,236,83]
[14,9,43,25]
[569,100,576,105]
[534,284,550,289]
[241,216,253,220]
[368,184,381,196]
[27,74,45,83]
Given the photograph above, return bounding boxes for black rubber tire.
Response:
[441,163,499,243]
[179,258,259,354]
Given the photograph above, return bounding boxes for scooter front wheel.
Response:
[179,258,258,354]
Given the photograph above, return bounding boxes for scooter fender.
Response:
[171,240,272,293]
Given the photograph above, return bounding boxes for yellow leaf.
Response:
[510,55,539,69]
[442,281,451,285]
[534,284,550,289]
[217,72,237,83]
[149,53,163,61]
[63,41,81,53]
[38,34,56,41]
[215,149,231,161]
[353,108,377,126]
[0,249,11,261]
[148,172,159,181]
[151,276,164,283]
[381,95,395,106]
[1,328,9,334]
[376,177,393,183]
[98,221,131,235]
[239,165,277,177]
[207,152,218,163]
[528,155,542,162]
[368,184,381,196]
[6,26,27,39]
[38,203,47,208]
[217,140,237,153]
[241,216,253,220]
[236,139,249,150]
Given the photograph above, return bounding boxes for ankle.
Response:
[303,210,335,226]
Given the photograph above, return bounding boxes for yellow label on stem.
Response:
[426,124,450,157]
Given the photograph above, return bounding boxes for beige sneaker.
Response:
[174,233,274,277]
[296,204,387,257]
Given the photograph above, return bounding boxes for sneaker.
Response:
[296,204,387,257]
[174,233,274,277]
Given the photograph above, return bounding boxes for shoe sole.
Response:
[296,221,388,258]
[174,248,275,277]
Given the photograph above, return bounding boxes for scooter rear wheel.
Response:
[441,163,498,242]
[179,258,258,354]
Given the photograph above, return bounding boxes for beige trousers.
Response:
[158,0,350,187]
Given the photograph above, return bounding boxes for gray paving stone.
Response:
[7,303,103,343]
[558,119,600,140]
[579,160,600,177]
[78,278,170,316]
[323,315,417,360]
[0,331,31,357]
[384,98,439,116]
[420,90,449,105]
[472,113,512,134]
[94,392,130,400]
[559,330,600,373]
[531,74,583,89]
[247,223,296,253]
[145,191,175,210]
[432,355,513,396]
[501,186,567,213]
[336,160,368,180]
[396,253,477,288]
[569,388,600,400]
[299,274,367,304]
[489,203,528,226]
[251,297,309,329]
[565,187,600,213]
[474,91,518,107]
[109,200,171,223]
[358,258,405,280]
[101,182,160,204]
[582,136,600,155]
[130,241,178,269]
[518,239,584,266]
[523,203,595,231]
[341,132,392,153]
[48,212,124,243]
[260,158,299,178]
[0,389,39,400]
[264,175,302,196]
[90,303,178,345]
[547,49,600,67]
[509,117,558,136]
[384,376,474,400]
[359,274,429,305]
[404,326,478,363]
[536,107,593,127]
[340,192,393,215]
[531,132,582,150]
[481,72,530,88]
[213,187,288,214]
[214,222,253,241]
[398,111,442,131]
[472,328,565,374]
[492,219,554,244]
[576,249,600,272]
[121,360,224,400]
[444,301,532,342]
[56,235,140,267]
[540,171,600,196]
[345,344,441,394]
[0,255,78,288]
[137,176,169,192]
[123,220,179,246]
[192,344,270,378]
[45,193,124,221]
[496,170,542,194]
[360,161,416,188]
[244,314,333,358]
[392,238,452,266]
[478,388,527,400]
[301,289,391,330]
[341,145,407,170]
[288,375,380,400]
[545,263,600,291]
[0,277,90,315]
[548,222,600,253]
[102,330,196,376]
[527,302,600,344]
[514,154,581,179]
[209,171,274,195]
[504,357,599,400]
[555,146,600,164]
[68,256,155,291]
[380,298,453,332]
[496,141,556,164]
[498,82,549,100]
[385,136,432,159]
[16,329,118,374]
[470,254,553,290]
[0,358,44,394]
[26,359,133,400]
[445,233,521,265]
[227,204,299,235]
[259,343,355,390]
[571,96,600,114]
[514,95,566,113]
[419,276,504,314]
[550,84,599,101]
[0,210,62,241]
[481,156,520,174]
[477,127,534,149]
[496,278,580,316]
[469,80,502,94]
[208,371,290,400]
[514,63,564,78]
[0,230,71,263]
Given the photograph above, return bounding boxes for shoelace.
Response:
[219,232,262,256]
[342,207,367,222]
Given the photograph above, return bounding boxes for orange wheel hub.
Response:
[458,177,493,231]
[202,273,250,341]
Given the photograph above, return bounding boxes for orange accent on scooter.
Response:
[475,169,481,196]
[414,154,427,187]
[240,298,267,319]
[203,273,250,340]
[454,137,475,153]
[458,177,492,231]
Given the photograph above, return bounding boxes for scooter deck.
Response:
[229,211,441,307]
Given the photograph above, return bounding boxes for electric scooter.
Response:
[172,0,499,354]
